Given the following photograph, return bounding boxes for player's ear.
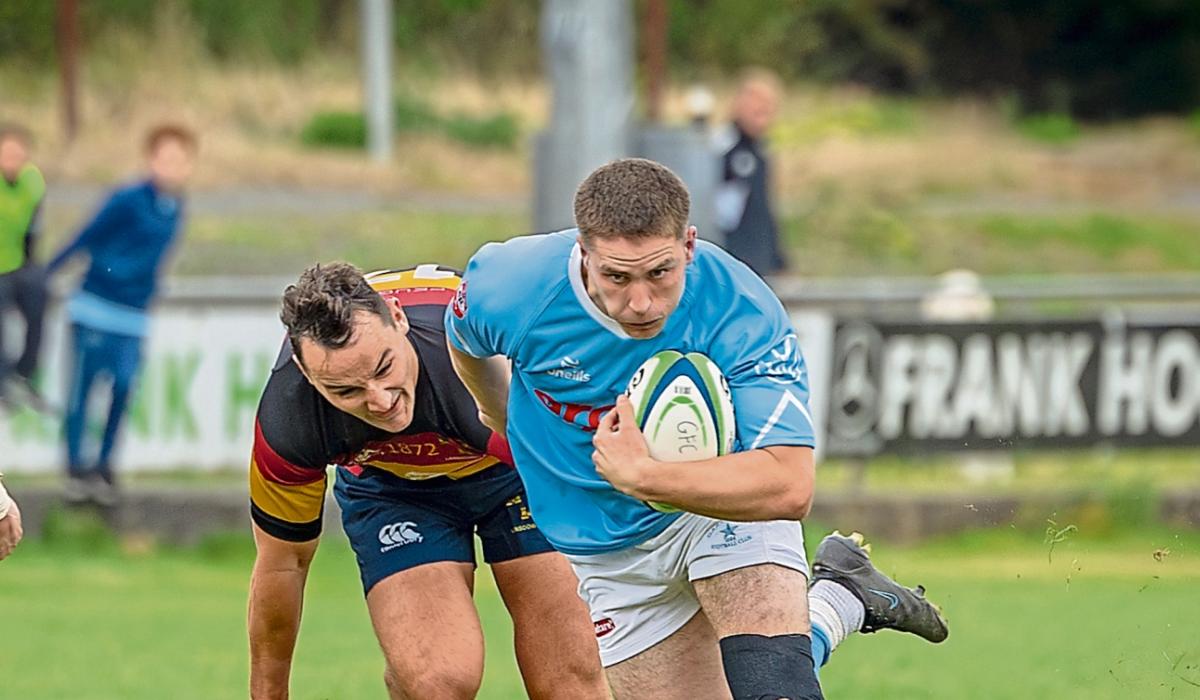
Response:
[684,225,698,263]
[387,297,410,333]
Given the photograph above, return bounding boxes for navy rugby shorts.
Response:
[334,464,554,594]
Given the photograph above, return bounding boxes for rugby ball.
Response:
[625,351,736,512]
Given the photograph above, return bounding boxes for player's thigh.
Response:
[490,551,590,634]
[335,469,482,695]
[367,561,485,698]
[473,470,606,696]
[684,516,812,637]
[605,610,731,700]
[490,552,606,698]
[693,563,810,637]
[475,472,590,644]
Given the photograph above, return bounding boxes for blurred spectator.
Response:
[714,68,786,277]
[0,475,21,560]
[0,124,49,411]
[48,124,197,505]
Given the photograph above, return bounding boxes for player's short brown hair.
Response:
[281,262,392,366]
[0,123,32,148]
[144,123,198,155]
[573,158,690,244]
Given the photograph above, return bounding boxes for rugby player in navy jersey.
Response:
[246,263,606,700]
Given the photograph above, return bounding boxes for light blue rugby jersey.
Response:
[445,229,815,555]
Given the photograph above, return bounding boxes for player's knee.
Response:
[524,648,606,699]
[383,661,481,700]
[719,633,823,700]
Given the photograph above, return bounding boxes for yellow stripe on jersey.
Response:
[249,456,327,525]
[365,455,501,481]
[365,266,461,292]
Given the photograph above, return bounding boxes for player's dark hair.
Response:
[281,262,392,367]
[144,123,198,155]
[573,158,690,244]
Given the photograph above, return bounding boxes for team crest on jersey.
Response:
[754,333,805,385]
[452,280,468,319]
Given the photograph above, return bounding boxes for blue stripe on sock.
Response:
[810,623,832,672]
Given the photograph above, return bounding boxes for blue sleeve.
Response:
[444,242,523,359]
[48,190,126,273]
[713,284,816,452]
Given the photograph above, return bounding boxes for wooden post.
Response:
[57,0,81,144]
[641,0,668,122]
[55,0,80,144]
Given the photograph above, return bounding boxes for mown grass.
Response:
[782,204,1200,277]
[35,199,1200,280]
[3,518,1197,699]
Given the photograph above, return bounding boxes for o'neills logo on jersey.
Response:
[534,389,613,431]
[451,280,468,319]
[547,355,591,382]
[594,618,616,638]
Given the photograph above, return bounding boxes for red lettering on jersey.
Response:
[594,618,616,638]
[451,280,468,319]
[535,389,563,415]
[533,389,613,433]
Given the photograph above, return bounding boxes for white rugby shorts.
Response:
[565,512,809,666]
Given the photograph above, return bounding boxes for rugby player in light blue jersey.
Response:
[447,158,947,699]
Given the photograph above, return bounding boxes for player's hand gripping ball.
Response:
[624,351,736,512]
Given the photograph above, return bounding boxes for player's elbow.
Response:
[764,445,816,520]
[776,484,814,521]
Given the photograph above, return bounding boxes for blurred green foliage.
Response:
[3,0,1198,118]
[189,0,322,64]
[299,110,367,149]
[1014,112,1081,145]
[440,112,519,148]
[773,97,919,145]
[300,94,519,151]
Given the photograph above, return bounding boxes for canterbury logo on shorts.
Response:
[378,521,424,552]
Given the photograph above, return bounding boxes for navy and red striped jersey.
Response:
[249,265,512,542]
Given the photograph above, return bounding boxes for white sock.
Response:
[808,580,866,651]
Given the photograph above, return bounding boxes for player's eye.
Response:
[649,268,669,279]
[605,273,628,284]
[376,362,392,378]
[333,387,360,397]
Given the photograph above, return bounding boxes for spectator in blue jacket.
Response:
[48,124,197,504]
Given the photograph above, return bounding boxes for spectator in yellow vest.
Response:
[0,124,48,411]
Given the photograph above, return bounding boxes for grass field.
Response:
[2,522,1198,699]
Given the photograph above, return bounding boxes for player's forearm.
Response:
[248,565,307,699]
[636,445,815,521]
[248,527,317,699]
[447,344,510,433]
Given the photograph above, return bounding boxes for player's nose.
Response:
[627,283,653,315]
[364,383,393,413]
